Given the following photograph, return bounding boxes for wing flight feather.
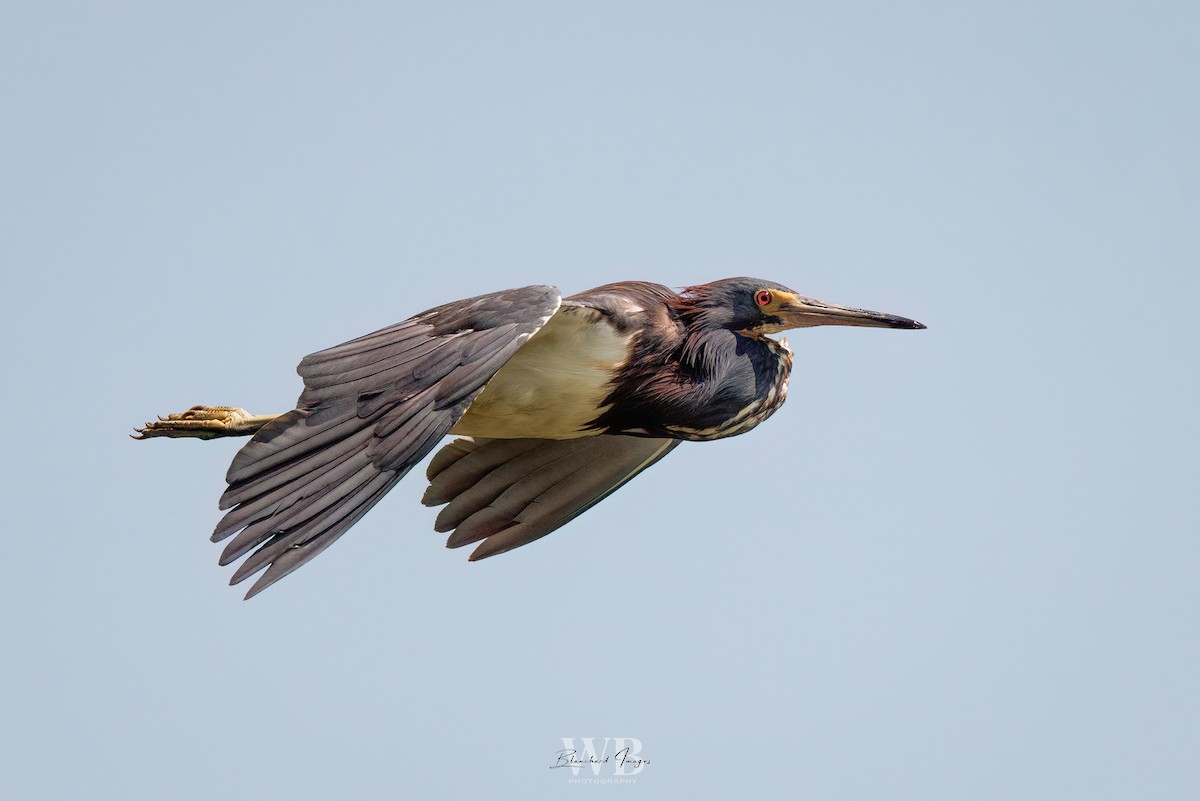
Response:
[211,285,561,598]
[422,435,680,561]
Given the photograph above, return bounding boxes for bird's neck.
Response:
[677,323,783,377]
[610,324,792,440]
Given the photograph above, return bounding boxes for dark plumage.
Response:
[139,277,924,597]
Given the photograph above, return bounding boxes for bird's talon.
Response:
[133,406,272,440]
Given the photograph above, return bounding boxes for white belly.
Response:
[450,307,630,439]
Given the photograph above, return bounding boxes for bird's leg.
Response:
[133,406,282,440]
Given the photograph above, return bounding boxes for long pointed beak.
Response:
[780,295,926,330]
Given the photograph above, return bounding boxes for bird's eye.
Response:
[755,290,773,307]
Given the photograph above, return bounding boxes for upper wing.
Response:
[211,285,561,598]
[421,434,680,560]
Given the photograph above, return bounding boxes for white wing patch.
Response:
[451,307,630,440]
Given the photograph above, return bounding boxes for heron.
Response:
[137,278,924,598]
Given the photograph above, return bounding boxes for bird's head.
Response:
[677,277,926,337]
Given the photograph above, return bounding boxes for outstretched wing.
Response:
[421,434,680,560]
[212,285,561,598]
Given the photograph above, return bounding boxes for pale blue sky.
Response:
[2,2,1197,799]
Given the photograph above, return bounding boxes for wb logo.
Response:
[551,737,649,779]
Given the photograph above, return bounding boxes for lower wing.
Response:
[422,434,680,560]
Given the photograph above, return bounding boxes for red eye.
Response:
[755,290,772,307]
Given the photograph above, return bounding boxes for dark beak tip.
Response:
[885,315,925,330]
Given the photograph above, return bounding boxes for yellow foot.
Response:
[133,406,279,440]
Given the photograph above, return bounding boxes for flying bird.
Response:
[137,278,924,598]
